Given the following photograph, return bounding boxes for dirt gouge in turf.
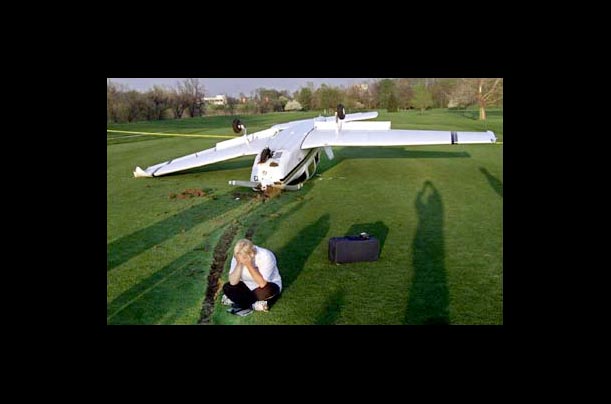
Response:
[134,105,496,191]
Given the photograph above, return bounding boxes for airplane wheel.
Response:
[336,104,345,120]
[232,119,243,133]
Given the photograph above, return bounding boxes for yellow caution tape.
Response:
[107,129,235,139]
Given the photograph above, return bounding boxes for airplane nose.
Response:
[253,163,275,188]
[260,177,274,189]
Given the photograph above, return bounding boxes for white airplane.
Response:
[133,105,497,191]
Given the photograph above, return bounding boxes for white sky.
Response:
[108,78,376,97]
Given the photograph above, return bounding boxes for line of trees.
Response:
[107,78,502,123]
[107,78,208,123]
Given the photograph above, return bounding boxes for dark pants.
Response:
[223,281,280,309]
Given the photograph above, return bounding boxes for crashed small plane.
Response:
[134,105,496,191]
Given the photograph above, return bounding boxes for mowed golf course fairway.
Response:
[107,109,503,325]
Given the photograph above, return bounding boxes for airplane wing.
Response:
[301,120,496,149]
[133,129,277,177]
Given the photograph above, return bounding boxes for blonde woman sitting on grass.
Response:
[221,239,282,312]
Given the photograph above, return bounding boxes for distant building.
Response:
[203,95,227,106]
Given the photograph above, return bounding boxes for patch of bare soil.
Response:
[262,187,282,200]
[169,188,208,200]
[198,224,238,324]
[231,188,282,202]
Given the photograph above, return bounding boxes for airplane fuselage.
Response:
[249,120,322,190]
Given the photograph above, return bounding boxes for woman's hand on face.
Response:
[236,253,251,266]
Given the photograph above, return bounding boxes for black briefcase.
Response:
[328,233,380,264]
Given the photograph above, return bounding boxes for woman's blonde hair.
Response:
[234,238,255,257]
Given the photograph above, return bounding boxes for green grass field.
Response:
[107,109,502,325]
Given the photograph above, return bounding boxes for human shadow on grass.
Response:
[107,248,205,325]
[107,194,247,271]
[480,167,503,198]
[345,221,389,258]
[404,181,450,325]
[273,213,330,292]
[314,288,345,325]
